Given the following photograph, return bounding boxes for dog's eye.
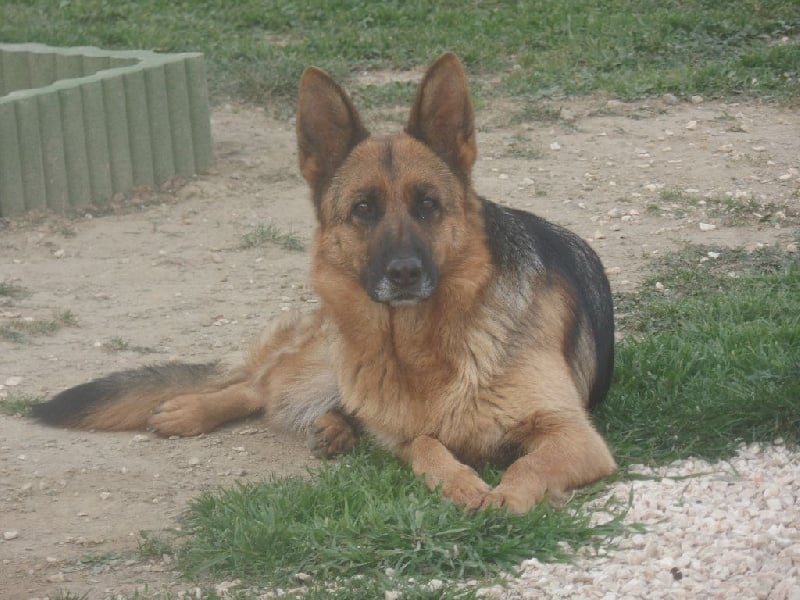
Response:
[351,196,379,223]
[413,189,440,221]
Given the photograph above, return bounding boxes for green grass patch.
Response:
[180,443,626,593]
[2,1,797,106]
[103,336,158,354]
[353,81,418,110]
[240,223,305,251]
[601,243,800,466]
[46,594,89,600]
[650,189,798,226]
[705,195,763,224]
[0,393,40,417]
[62,551,132,573]
[0,281,27,298]
[137,531,175,560]
[0,310,78,342]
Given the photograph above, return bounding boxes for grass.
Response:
[1,1,797,106]
[240,223,305,251]
[180,442,627,596]
[650,189,798,226]
[104,336,158,354]
[0,281,27,298]
[137,531,175,560]
[0,310,78,342]
[39,537,175,600]
[602,243,800,465]
[0,393,40,417]
[503,134,546,160]
[354,80,418,110]
[62,551,131,573]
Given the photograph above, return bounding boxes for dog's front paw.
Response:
[478,481,561,514]
[439,469,492,512]
[308,412,358,458]
[147,395,211,437]
[477,487,534,514]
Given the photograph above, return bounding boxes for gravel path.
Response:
[486,443,800,600]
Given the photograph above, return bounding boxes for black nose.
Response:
[386,256,422,288]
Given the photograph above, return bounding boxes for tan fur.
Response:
[81,369,249,432]
[40,53,616,513]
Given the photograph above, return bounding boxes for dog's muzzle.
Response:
[369,256,437,305]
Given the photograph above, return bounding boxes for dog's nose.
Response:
[386,256,422,288]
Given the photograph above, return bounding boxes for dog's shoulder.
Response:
[479,197,599,279]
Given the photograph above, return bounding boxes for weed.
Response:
[0,327,25,343]
[504,135,545,160]
[105,336,130,352]
[0,281,27,298]
[0,310,78,342]
[0,394,40,417]
[46,593,89,600]
[137,531,174,560]
[104,337,157,354]
[506,145,545,161]
[705,194,762,224]
[509,103,562,125]
[241,223,304,251]
[658,188,693,204]
[63,551,130,574]
[354,81,417,110]
[56,223,78,238]
[651,190,798,226]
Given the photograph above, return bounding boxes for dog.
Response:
[32,52,616,513]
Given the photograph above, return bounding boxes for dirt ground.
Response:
[1,92,798,599]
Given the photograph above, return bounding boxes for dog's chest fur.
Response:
[331,279,537,465]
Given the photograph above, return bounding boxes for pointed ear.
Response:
[406,52,477,182]
[296,66,369,200]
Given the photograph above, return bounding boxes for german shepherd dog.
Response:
[32,53,616,513]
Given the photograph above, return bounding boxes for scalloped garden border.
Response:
[0,43,212,217]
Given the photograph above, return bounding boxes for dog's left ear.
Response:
[297,66,369,203]
[406,52,477,182]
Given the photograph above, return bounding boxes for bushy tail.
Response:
[31,362,238,431]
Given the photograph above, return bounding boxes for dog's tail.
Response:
[30,362,242,431]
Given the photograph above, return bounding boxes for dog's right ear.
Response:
[296,67,369,203]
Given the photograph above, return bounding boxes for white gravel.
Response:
[490,442,800,599]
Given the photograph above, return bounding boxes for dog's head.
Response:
[296,53,485,307]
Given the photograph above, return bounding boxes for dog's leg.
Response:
[480,410,616,514]
[308,410,359,458]
[149,311,344,440]
[146,380,262,436]
[402,435,492,510]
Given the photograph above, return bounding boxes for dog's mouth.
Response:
[387,297,425,307]
[368,276,437,306]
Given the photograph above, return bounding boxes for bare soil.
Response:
[1,94,798,599]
